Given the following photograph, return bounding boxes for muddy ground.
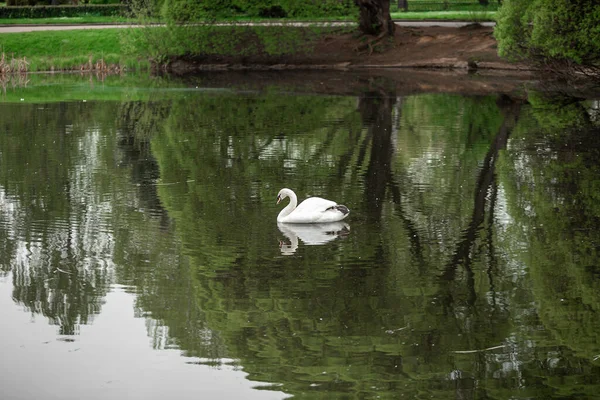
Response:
[169,24,530,73]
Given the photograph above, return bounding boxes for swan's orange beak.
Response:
[276,194,281,204]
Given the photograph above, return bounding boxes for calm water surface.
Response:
[0,73,599,399]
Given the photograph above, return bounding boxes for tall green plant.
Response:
[494,0,600,67]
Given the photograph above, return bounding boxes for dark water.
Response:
[0,73,599,400]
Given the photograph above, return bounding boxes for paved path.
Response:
[0,20,494,34]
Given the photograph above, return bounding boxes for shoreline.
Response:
[164,25,530,74]
[164,60,532,72]
[2,23,533,75]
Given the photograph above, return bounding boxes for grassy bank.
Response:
[0,24,351,71]
[0,28,149,71]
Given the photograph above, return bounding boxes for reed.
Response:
[0,52,29,74]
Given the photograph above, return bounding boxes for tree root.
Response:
[354,32,389,55]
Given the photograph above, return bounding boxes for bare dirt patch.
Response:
[168,24,530,73]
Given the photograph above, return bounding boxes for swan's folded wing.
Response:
[282,196,348,223]
[293,197,337,214]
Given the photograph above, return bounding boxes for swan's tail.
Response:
[328,204,349,215]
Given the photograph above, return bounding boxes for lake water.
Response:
[0,72,599,399]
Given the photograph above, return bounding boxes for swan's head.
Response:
[276,188,293,204]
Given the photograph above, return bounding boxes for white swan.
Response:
[276,188,350,223]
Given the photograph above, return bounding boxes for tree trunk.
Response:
[355,0,396,36]
[397,0,408,11]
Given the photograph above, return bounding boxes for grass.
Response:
[1,28,121,56]
[391,11,496,21]
[0,28,149,71]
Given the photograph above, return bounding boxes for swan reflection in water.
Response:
[278,222,350,255]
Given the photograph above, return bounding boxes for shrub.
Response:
[89,0,122,5]
[0,3,127,17]
[6,0,36,5]
[395,1,501,12]
[257,5,286,18]
[495,0,600,66]
[158,0,356,22]
[161,0,206,22]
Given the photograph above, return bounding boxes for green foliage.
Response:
[393,0,501,12]
[494,0,600,65]
[123,24,346,61]
[0,4,126,18]
[391,10,497,20]
[234,0,356,19]
[466,8,492,22]
[160,0,207,22]
[88,0,121,4]
[7,0,69,5]
[157,0,356,21]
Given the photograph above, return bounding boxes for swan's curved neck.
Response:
[277,190,298,221]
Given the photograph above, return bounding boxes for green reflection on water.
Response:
[0,74,599,399]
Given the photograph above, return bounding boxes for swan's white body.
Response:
[276,188,349,223]
[278,222,350,255]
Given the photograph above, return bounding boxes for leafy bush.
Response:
[6,0,118,4]
[6,0,37,5]
[122,23,348,63]
[259,0,356,18]
[0,3,127,17]
[160,0,206,22]
[89,0,122,5]
[495,0,600,66]
[395,1,501,12]
[159,0,356,22]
